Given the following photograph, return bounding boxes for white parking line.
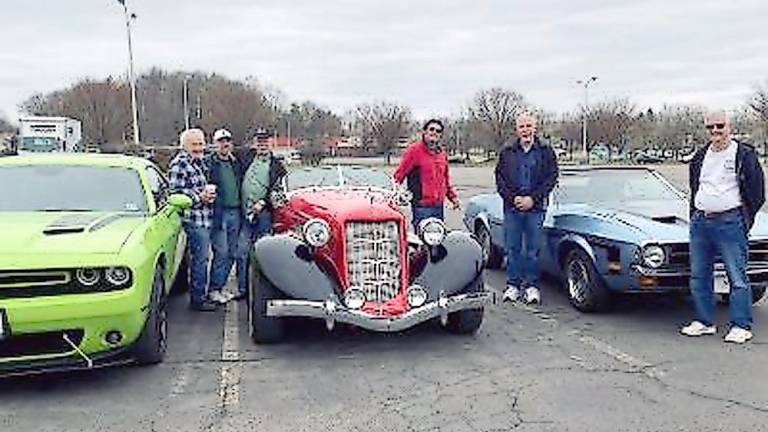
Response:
[218,300,241,412]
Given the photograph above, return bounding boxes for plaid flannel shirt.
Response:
[169,151,213,228]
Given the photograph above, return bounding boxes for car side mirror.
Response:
[168,193,193,210]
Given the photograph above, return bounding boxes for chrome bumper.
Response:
[266,291,494,332]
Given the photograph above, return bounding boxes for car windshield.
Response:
[556,170,681,205]
[285,166,393,192]
[0,165,148,212]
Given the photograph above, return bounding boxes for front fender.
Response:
[558,233,597,265]
[252,235,337,301]
[410,231,484,300]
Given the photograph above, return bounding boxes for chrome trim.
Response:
[632,262,768,277]
[266,291,493,333]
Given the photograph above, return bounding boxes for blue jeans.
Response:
[504,208,545,288]
[690,209,752,329]
[183,223,211,305]
[412,205,444,231]
[210,209,242,292]
[236,210,273,295]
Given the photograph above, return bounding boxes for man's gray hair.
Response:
[179,128,204,147]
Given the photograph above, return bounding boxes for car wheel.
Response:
[476,223,503,269]
[445,274,485,334]
[564,248,611,312]
[753,286,766,304]
[249,267,285,344]
[134,269,168,364]
[170,251,189,295]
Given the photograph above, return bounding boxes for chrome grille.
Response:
[345,221,402,303]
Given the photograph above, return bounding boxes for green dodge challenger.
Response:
[0,154,192,376]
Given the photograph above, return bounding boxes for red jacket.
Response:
[394,140,457,206]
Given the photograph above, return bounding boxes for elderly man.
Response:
[169,128,218,312]
[394,119,461,230]
[205,128,245,304]
[235,132,287,301]
[496,112,559,305]
[681,111,765,343]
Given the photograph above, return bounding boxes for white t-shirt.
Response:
[694,140,741,213]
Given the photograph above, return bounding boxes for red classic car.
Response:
[247,165,493,343]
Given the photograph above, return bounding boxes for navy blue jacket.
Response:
[689,141,765,232]
[495,137,559,209]
[205,153,245,228]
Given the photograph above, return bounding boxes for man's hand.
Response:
[251,200,266,214]
[450,198,462,211]
[199,190,216,204]
[513,196,534,211]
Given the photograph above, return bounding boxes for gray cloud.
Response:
[1,0,767,122]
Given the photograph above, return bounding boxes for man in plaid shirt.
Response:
[169,129,218,311]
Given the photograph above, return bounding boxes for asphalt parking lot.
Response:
[2,164,768,432]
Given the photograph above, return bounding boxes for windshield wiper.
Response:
[40,208,94,212]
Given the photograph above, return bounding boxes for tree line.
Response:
[6,68,768,160]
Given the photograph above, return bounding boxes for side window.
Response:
[146,166,170,208]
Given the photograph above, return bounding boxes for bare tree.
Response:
[353,102,412,164]
[467,87,528,152]
[749,82,768,156]
[0,112,14,133]
[585,98,637,157]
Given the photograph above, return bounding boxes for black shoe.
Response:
[190,300,218,312]
[232,292,247,302]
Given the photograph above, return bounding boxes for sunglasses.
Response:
[705,123,726,130]
[427,127,443,134]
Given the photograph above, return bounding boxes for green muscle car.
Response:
[0,154,192,376]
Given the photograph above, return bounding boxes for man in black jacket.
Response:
[495,112,558,305]
[681,111,765,343]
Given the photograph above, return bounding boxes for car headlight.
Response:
[418,218,446,246]
[641,245,666,268]
[407,285,428,308]
[76,268,101,286]
[105,267,132,286]
[303,218,331,247]
[344,287,366,310]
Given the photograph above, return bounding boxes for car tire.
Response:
[753,286,767,304]
[445,274,485,334]
[564,248,611,312]
[249,267,285,344]
[170,251,189,295]
[134,269,168,365]
[476,223,503,269]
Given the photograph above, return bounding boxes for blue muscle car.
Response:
[464,167,768,312]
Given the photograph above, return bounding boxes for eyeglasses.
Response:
[705,123,726,130]
[427,127,443,134]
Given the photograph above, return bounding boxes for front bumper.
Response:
[267,291,494,332]
[626,262,768,292]
[0,344,134,378]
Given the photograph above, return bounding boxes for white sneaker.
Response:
[503,286,520,302]
[208,290,230,304]
[680,321,717,337]
[524,287,541,305]
[724,327,753,344]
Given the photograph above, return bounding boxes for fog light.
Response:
[105,331,123,345]
[344,287,366,309]
[407,285,428,308]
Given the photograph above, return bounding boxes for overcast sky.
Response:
[2,0,767,122]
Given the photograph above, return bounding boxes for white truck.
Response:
[19,116,83,153]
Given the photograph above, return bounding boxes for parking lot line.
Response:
[218,300,241,412]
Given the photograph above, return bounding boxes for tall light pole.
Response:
[183,75,191,130]
[576,76,598,162]
[117,0,140,145]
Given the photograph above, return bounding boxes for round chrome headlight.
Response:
[303,218,331,247]
[641,245,666,269]
[418,218,446,246]
[76,268,101,286]
[407,285,428,308]
[105,267,131,286]
[344,287,366,310]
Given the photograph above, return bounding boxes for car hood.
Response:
[288,189,404,223]
[0,211,146,256]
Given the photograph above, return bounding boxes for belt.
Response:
[695,207,742,218]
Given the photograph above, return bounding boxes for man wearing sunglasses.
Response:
[682,111,765,344]
[394,119,461,230]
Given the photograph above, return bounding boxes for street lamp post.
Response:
[183,75,191,130]
[117,0,140,145]
[576,76,598,163]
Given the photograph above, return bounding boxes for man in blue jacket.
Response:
[205,128,245,304]
[681,111,765,344]
[495,112,559,305]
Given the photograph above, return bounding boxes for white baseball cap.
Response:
[213,128,233,142]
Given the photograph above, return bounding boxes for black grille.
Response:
[664,240,768,267]
[0,268,131,300]
[0,270,69,288]
[0,329,84,358]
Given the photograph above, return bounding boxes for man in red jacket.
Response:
[394,119,461,230]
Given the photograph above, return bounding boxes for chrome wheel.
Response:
[478,226,491,264]
[566,258,589,304]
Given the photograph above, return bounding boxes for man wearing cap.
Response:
[169,128,218,312]
[205,128,246,304]
[681,111,765,344]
